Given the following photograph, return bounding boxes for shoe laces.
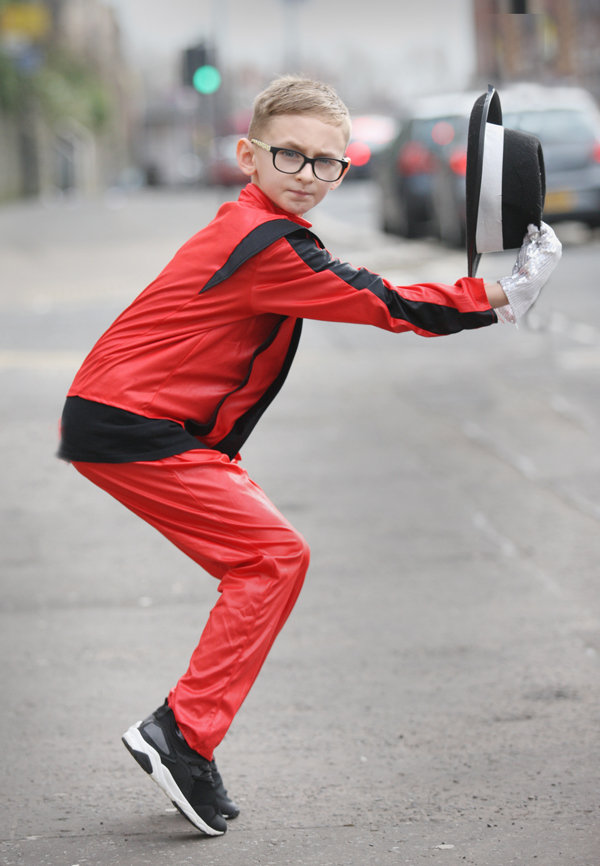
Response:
[187,756,214,784]
[169,718,214,784]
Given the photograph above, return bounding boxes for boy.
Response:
[58,76,561,836]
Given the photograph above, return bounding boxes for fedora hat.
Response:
[466,85,546,277]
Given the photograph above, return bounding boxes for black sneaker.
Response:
[210,759,240,819]
[122,700,227,836]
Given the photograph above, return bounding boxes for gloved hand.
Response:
[496,222,562,323]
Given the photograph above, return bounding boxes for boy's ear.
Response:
[237,138,257,177]
[329,157,351,190]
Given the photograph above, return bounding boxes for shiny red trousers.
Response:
[73,449,310,760]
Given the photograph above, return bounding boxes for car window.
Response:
[503,110,598,144]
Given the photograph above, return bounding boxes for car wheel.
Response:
[438,211,466,247]
[380,209,400,235]
[380,198,413,237]
[395,198,422,238]
[434,175,465,248]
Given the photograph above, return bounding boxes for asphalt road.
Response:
[1,181,599,866]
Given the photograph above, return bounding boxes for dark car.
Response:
[346,114,399,180]
[376,92,477,240]
[379,84,600,246]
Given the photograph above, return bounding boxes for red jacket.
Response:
[64,184,495,460]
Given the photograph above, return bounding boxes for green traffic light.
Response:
[193,65,221,94]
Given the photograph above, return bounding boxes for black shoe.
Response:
[122,700,227,836]
[210,759,240,819]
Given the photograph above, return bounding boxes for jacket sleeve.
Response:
[250,231,497,336]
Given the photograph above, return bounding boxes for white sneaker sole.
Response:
[122,722,225,836]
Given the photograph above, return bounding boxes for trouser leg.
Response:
[72,450,310,759]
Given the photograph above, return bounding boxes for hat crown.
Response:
[466,86,545,277]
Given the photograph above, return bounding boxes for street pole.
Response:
[281,0,307,73]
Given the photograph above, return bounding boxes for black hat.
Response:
[466,85,546,277]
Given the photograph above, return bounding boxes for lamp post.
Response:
[281,0,307,72]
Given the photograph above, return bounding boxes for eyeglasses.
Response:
[251,139,350,182]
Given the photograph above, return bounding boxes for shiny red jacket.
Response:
[65,184,496,459]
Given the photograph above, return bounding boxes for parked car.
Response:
[502,84,600,228]
[346,114,399,180]
[378,84,600,246]
[376,91,477,240]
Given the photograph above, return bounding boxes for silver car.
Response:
[502,84,600,228]
[379,84,600,247]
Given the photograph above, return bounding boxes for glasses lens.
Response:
[273,149,305,174]
[313,158,344,181]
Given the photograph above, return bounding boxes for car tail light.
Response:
[449,148,467,176]
[397,141,437,176]
[592,141,600,163]
[346,140,371,167]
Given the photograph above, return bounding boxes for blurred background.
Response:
[3,5,600,860]
[0,0,599,205]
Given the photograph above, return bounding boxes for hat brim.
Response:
[466,86,502,278]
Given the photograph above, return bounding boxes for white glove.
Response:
[496,222,562,324]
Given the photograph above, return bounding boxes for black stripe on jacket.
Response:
[285,233,497,335]
[201,219,321,293]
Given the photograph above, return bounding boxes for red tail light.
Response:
[346,141,371,167]
[592,141,600,163]
[397,141,437,176]
[449,148,467,176]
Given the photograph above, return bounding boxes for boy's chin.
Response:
[280,196,316,216]
[283,203,309,216]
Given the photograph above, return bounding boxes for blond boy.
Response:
[58,76,559,835]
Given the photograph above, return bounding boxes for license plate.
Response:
[544,190,575,213]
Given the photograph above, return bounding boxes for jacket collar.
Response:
[238,183,313,228]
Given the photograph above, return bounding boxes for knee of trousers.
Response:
[262,530,310,587]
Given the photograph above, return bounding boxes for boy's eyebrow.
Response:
[276,139,343,158]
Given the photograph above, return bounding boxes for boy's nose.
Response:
[297,162,314,180]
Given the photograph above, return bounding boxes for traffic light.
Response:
[182,43,221,94]
[193,65,221,95]
[182,44,207,87]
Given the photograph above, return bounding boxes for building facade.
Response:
[0,0,133,200]
[473,0,600,100]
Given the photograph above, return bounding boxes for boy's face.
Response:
[237,114,349,216]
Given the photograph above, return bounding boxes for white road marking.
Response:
[472,511,562,596]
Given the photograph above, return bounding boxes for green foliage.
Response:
[0,46,111,131]
[0,49,31,114]
[34,52,112,132]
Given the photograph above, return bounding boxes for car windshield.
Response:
[503,110,598,144]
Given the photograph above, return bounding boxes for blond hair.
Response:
[248,75,351,144]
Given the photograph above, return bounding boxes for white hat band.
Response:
[475,123,505,254]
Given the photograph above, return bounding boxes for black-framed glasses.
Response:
[251,139,350,182]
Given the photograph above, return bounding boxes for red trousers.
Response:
[73,450,310,760]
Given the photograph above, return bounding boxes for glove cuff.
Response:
[495,302,517,325]
[498,222,562,320]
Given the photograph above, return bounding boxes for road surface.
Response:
[1,182,599,865]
